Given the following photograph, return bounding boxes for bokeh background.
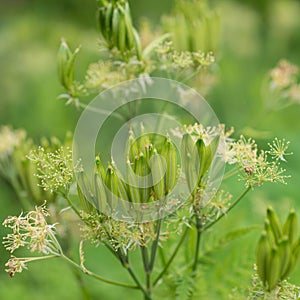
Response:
[1,0,300,299]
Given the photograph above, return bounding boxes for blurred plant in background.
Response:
[1,0,300,299]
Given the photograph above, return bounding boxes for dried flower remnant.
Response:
[2,203,58,254]
[2,203,62,277]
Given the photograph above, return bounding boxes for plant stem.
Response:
[192,214,202,272]
[153,226,189,287]
[61,254,138,289]
[202,187,251,232]
[149,218,163,272]
[140,246,151,296]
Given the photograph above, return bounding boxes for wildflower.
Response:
[2,202,59,255]
[5,256,27,277]
[269,60,298,89]
[27,146,75,193]
[267,138,292,162]
[222,136,291,188]
[0,126,26,157]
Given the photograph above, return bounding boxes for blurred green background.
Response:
[1,0,300,299]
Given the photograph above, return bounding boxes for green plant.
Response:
[1,1,298,300]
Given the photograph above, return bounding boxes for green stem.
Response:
[61,254,138,289]
[149,218,163,272]
[192,213,202,272]
[153,226,189,287]
[202,187,251,232]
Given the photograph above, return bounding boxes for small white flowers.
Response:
[267,137,293,162]
[2,203,61,277]
[0,126,26,157]
[27,146,74,193]
[223,136,291,188]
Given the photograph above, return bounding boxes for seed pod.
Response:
[117,11,126,52]
[57,39,80,90]
[94,173,107,212]
[126,160,141,203]
[105,164,119,210]
[161,138,177,193]
[267,206,283,243]
[104,3,113,43]
[283,209,298,246]
[267,247,281,291]
[112,7,120,48]
[256,231,271,285]
[135,153,151,203]
[150,150,165,200]
[95,156,106,179]
[127,130,139,163]
[181,133,197,192]
[123,2,135,49]
[57,39,71,88]
[193,138,206,183]
[278,237,291,279]
[132,27,142,60]
[264,219,276,247]
[77,171,94,213]
[98,6,108,40]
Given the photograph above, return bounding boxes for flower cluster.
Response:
[81,212,160,252]
[263,59,300,109]
[27,146,75,193]
[0,126,26,178]
[2,203,60,277]
[223,136,291,187]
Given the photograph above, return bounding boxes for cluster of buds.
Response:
[256,207,300,291]
[77,132,179,216]
[97,0,142,60]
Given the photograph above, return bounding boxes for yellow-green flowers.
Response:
[256,207,300,291]
[2,203,60,277]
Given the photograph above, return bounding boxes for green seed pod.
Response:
[117,11,126,52]
[57,39,80,90]
[264,219,276,247]
[112,7,120,48]
[181,133,198,192]
[94,173,107,212]
[77,172,94,213]
[123,2,135,49]
[57,39,71,88]
[104,3,113,42]
[267,206,283,243]
[150,150,165,200]
[126,160,141,203]
[95,156,106,179]
[135,153,151,203]
[193,138,206,183]
[105,164,119,210]
[97,6,107,39]
[161,138,177,193]
[256,231,271,286]
[283,209,298,246]
[132,27,142,61]
[278,237,291,279]
[267,247,281,291]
